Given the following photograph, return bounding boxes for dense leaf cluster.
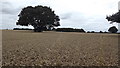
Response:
[106,10,120,23]
[108,26,118,33]
[17,5,60,32]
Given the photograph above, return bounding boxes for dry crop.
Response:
[2,30,119,66]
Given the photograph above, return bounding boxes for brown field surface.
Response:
[2,30,119,66]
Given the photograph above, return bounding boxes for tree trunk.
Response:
[33,26,42,32]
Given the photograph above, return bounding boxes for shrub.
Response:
[108,26,118,33]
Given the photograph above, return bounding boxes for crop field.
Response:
[2,30,119,66]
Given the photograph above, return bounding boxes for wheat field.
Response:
[2,30,119,66]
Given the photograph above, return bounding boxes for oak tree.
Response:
[17,5,60,32]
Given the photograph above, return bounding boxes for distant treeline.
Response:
[87,31,108,33]
[13,28,112,33]
[13,28,33,30]
[55,28,85,32]
[13,28,85,32]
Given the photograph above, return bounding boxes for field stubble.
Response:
[2,30,119,66]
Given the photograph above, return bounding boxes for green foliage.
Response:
[17,5,60,32]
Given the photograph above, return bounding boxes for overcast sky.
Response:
[1,0,120,32]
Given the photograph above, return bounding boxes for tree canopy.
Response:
[108,26,118,33]
[17,5,60,32]
[106,10,120,24]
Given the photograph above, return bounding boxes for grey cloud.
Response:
[0,0,119,32]
[1,1,22,29]
[1,1,21,15]
[2,14,17,29]
[59,12,111,32]
[68,12,90,25]
[2,9,15,15]
[60,13,73,19]
[59,12,90,30]
[60,12,89,25]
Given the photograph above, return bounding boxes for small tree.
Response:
[17,5,60,32]
[87,31,90,33]
[99,31,103,33]
[91,31,95,33]
[108,26,118,33]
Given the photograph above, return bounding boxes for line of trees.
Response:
[55,28,86,32]
[13,28,33,30]
[13,27,119,33]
